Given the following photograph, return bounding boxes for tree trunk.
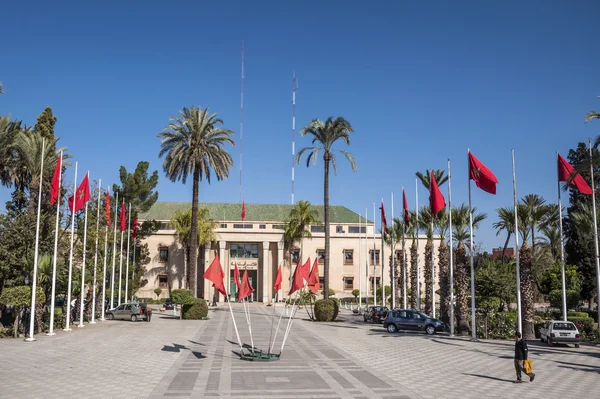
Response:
[410,241,418,309]
[389,252,401,308]
[323,156,330,300]
[424,240,433,315]
[455,243,470,334]
[438,241,450,325]
[520,243,535,340]
[501,232,511,263]
[183,246,188,290]
[189,168,200,297]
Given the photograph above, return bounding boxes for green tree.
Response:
[158,106,234,297]
[112,161,159,213]
[0,116,23,188]
[297,117,357,299]
[475,259,516,311]
[493,207,515,263]
[34,107,57,142]
[288,200,320,261]
[585,96,600,125]
[538,263,579,296]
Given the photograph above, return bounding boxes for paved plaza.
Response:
[1,304,599,399]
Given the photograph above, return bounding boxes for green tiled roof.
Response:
[139,202,372,224]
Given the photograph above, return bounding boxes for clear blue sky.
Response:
[1,0,600,250]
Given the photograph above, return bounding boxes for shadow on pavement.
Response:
[462,373,514,383]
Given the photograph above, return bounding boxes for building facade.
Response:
[137,202,440,304]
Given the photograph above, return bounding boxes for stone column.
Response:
[219,241,227,302]
[262,241,271,303]
[277,240,284,301]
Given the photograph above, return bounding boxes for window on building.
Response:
[158,275,168,288]
[291,250,300,263]
[348,226,367,234]
[311,225,324,233]
[159,247,169,262]
[259,224,266,229]
[220,223,228,228]
[336,225,344,233]
[370,250,380,266]
[230,243,259,258]
[160,222,172,230]
[317,249,326,263]
[369,277,381,286]
[343,250,354,265]
[233,224,253,229]
[272,224,286,230]
[344,277,354,290]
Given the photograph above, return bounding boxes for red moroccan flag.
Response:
[49,153,62,205]
[299,257,311,281]
[132,216,138,240]
[381,201,389,234]
[469,151,498,194]
[203,254,227,296]
[120,202,126,232]
[289,261,305,296]
[233,263,242,292]
[238,269,255,301]
[307,258,320,294]
[67,173,91,213]
[241,201,246,221]
[402,188,410,226]
[273,265,282,292]
[429,171,446,215]
[558,153,592,195]
[105,189,111,226]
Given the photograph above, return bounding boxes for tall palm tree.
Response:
[158,106,234,297]
[0,116,25,188]
[297,117,357,299]
[586,96,600,125]
[521,194,553,252]
[405,210,419,309]
[387,217,405,306]
[288,200,320,260]
[0,81,4,94]
[433,208,450,324]
[493,207,515,263]
[451,204,486,334]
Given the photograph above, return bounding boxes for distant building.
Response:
[492,247,516,260]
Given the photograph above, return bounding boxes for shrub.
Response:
[154,288,162,299]
[170,289,195,305]
[548,289,581,310]
[314,299,338,322]
[583,310,599,323]
[567,312,589,318]
[568,316,593,334]
[477,311,518,339]
[182,299,209,320]
[351,289,360,299]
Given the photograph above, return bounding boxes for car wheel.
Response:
[131,315,137,322]
[540,336,545,343]
[387,324,397,333]
[575,344,580,348]
[107,313,114,320]
[425,325,436,335]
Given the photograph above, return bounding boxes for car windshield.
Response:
[554,322,576,330]
[418,312,431,319]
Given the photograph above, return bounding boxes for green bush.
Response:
[170,289,195,305]
[568,316,593,334]
[314,299,338,322]
[583,310,599,323]
[182,299,209,320]
[548,289,581,310]
[568,312,589,318]
[477,311,518,339]
[351,289,360,299]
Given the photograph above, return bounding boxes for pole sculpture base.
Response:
[25,337,36,342]
[240,349,280,362]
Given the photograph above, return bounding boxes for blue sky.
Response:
[1,0,600,250]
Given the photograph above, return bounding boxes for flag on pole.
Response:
[273,265,282,291]
[203,254,227,295]
[307,258,320,294]
[299,257,311,281]
[233,263,242,291]
[105,189,112,226]
[381,201,389,234]
[469,151,498,194]
[558,153,593,195]
[67,173,91,213]
[289,262,304,295]
[429,171,446,215]
[238,269,254,300]
[403,188,410,226]
[49,153,62,204]
[120,202,126,232]
[132,216,138,240]
[241,201,246,221]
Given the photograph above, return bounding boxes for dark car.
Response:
[363,306,389,323]
[383,309,445,335]
[163,298,174,310]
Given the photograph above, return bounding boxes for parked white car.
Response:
[539,320,580,348]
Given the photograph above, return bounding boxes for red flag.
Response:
[273,265,282,292]
[49,153,62,205]
[299,257,311,281]
[558,153,592,195]
[132,216,138,240]
[402,188,410,226]
[233,263,242,292]
[289,261,305,296]
[381,201,389,234]
[120,202,126,232]
[67,173,91,213]
[238,269,255,301]
[203,254,227,296]
[429,171,446,215]
[307,258,320,294]
[105,189,111,226]
[469,151,498,195]
[241,201,246,221]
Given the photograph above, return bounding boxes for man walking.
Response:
[514,331,535,383]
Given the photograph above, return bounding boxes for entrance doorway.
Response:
[230,269,258,302]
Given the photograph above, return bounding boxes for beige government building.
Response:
[137,202,439,303]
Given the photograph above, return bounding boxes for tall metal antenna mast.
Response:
[291,72,297,204]
[240,42,244,204]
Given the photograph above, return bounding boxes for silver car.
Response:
[106,303,147,322]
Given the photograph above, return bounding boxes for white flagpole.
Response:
[125,203,131,303]
[416,178,420,311]
[391,192,395,309]
[365,207,368,306]
[26,138,45,341]
[118,200,124,305]
[110,192,118,309]
[47,151,62,336]
[380,198,385,307]
[90,179,101,324]
[101,220,109,320]
[431,216,435,319]
[132,228,136,299]
[556,153,568,321]
[589,139,600,326]
[402,187,407,309]
[64,161,78,331]
[512,149,523,335]
[373,202,377,307]
[448,159,455,336]
[467,150,477,340]
[78,173,90,328]
[358,212,362,312]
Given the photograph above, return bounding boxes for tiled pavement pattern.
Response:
[2,304,600,398]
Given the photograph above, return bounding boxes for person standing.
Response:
[212,294,217,307]
[514,331,535,383]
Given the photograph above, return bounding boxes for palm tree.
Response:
[0,116,24,188]
[493,207,515,263]
[297,117,357,299]
[0,81,4,94]
[288,200,320,260]
[451,204,487,334]
[406,210,419,309]
[586,96,600,125]
[158,106,234,297]
[434,208,450,324]
[386,217,406,307]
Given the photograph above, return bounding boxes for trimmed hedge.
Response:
[182,299,209,320]
[171,289,195,305]
[568,316,593,334]
[314,299,338,322]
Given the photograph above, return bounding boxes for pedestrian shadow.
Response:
[462,373,514,383]
[162,343,187,352]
